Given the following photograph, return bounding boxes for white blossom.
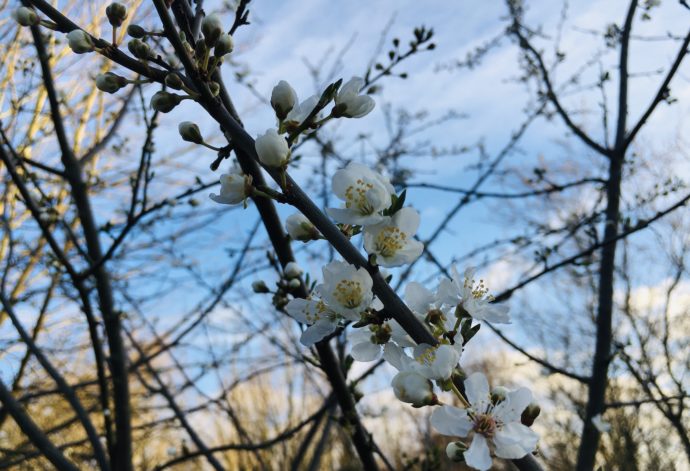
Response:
[364,207,424,267]
[285,298,339,346]
[209,167,250,205]
[285,213,320,242]
[430,373,538,470]
[438,266,510,323]
[383,342,462,381]
[349,321,414,362]
[316,261,374,320]
[271,81,298,119]
[326,162,395,225]
[334,77,375,118]
[67,29,95,54]
[255,128,289,167]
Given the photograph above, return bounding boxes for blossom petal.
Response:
[465,372,490,412]
[464,434,492,471]
[494,422,539,459]
[493,387,532,424]
[430,405,472,437]
[300,319,337,346]
[351,341,381,362]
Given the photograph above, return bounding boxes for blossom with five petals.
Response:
[437,266,510,323]
[363,207,424,267]
[430,372,538,470]
[326,162,395,225]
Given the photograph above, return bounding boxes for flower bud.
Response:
[445,441,468,462]
[178,122,204,144]
[491,386,509,404]
[255,129,289,167]
[214,33,234,56]
[96,72,128,94]
[150,91,184,113]
[391,371,435,406]
[201,13,223,46]
[12,7,39,27]
[67,30,95,54]
[252,280,269,293]
[209,167,251,205]
[284,262,303,278]
[288,279,301,289]
[521,402,541,427]
[285,213,319,242]
[127,38,150,59]
[127,24,147,38]
[208,81,220,97]
[165,73,184,90]
[271,81,297,120]
[105,3,127,28]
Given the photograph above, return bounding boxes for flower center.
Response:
[464,276,493,301]
[415,346,438,366]
[304,300,329,323]
[473,413,497,438]
[374,226,406,258]
[344,179,375,215]
[333,279,363,308]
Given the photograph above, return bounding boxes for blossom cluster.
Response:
[13,5,544,469]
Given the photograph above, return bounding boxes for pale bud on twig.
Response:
[214,33,234,56]
[201,13,223,47]
[285,213,320,242]
[12,7,39,27]
[127,24,147,39]
[284,262,303,278]
[127,38,150,59]
[252,280,270,293]
[165,73,184,90]
[150,91,184,113]
[445,441,468,462]
[178,122,204,144]
[271,81,297,120]
[67,30,95,54]
[105,3,127,28]
[255,129,289,167]
[96,72,128,94]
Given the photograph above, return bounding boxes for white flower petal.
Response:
[300,319,338,346]
[430,406,472,437]
[494,422,539,459]
[465,372,490,412]
[464,434,492,471]
[493,387,532,424]
[351,341,381,362]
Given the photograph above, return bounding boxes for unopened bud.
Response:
[214,33,234,56]
[284,262,303,278]
[127,24,147,39]
[521,402,541,427]
[96,72,128,94]
[285,213,320,242]
[105,3,127,28]
[446,441,468,462]
[128,38,150,59]
[150,91,184,113]
[67,29,95,54]
[208,81,220,97]
[252,280,269,293]
[12,7,39,27]
[271,80,297,120]
[178,122,204,144]
[201,13,223,46]
[165,73,184,90]
[288,279,301,289]
[491,386,509,404]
